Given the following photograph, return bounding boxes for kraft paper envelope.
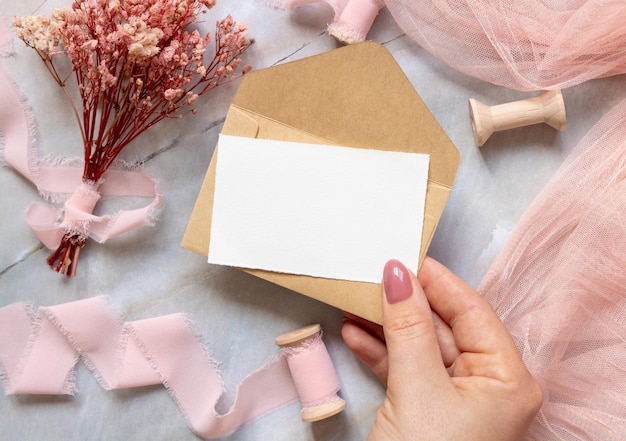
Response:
[182,42,459,324]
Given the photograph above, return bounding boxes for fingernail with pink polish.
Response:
[383,259,413,304]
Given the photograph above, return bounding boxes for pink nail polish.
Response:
[383,259,413,304]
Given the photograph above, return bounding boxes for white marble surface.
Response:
[1,1,625,440]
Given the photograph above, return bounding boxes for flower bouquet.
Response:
[12,0,252,276]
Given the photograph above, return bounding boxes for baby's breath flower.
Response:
[81,39,98,50]
[187,93,199,105]
[164,88,184,100]
[127,25,164,60]
[12,0,253,276]
[13,16,57,52]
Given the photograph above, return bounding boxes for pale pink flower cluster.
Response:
[13,15,59,52]
[13,0,252,181]
[12,0,252,276]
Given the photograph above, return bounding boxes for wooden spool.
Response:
[469,90,567,146]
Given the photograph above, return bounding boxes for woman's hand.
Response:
[342,257,542,441]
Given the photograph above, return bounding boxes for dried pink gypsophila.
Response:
[13,0,252,276]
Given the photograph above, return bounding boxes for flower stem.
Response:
[46,232,86,277]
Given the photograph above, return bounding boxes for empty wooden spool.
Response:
[469,90,567,146]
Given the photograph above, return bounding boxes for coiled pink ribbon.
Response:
[272,0,384,44]
[0,18,163,250]
[0,296,344,439]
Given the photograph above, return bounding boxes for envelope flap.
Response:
[221,106,259,138]
[231,41,459,188]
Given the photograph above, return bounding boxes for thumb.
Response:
[382,259,449,391]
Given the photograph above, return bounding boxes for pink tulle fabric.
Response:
[385,0,626,90]
[479,97,626,439]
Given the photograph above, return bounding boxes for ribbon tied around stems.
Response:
[0,297,346,438]
[270,0,384,44]
[0,17,163,273]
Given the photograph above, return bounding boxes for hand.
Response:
[342,257,542,441]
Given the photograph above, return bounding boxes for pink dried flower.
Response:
[13,0,253,276]
[164,88,184,100]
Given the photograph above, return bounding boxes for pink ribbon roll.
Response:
[0,297,346,439]
[276,324,347,422]
[271,0,384,44]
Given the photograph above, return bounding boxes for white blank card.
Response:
[208,135,430,283]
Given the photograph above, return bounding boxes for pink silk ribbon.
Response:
[0,18,163,250]
[272,0,384,44]
[0,296,344,439]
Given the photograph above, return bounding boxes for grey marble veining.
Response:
[1,1,625,440]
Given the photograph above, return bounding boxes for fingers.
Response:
[343,311,459,379]
[381,259,452,391]
[344,256,516,388]
[341,319,389,385]
[342,312,386,342]
[345,310,460,365]
[431,311,461,367]
[418,257,520,358]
